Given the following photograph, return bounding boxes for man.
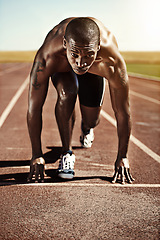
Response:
[27,17,134,184]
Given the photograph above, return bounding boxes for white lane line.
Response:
[100,110,160,164]
[84,162,113,169]
[128,72,160,82]
[0,76,29,128]
[130,90,160,105]
[0,63,26,76]
[18,183,160,187]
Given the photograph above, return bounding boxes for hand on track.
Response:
[27,157,45,183]
[112,158,135,184]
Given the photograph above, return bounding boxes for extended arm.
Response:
[27,55,49,182]
[108,55,134,184]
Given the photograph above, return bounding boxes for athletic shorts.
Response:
[77,72,106,107]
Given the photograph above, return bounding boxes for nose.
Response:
[76,57,87,68]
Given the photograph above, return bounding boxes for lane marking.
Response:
[84,162,113,168]
[128,72,160,82]
[11,183,160,187]
[130,90,160,105]
[0,76,29,128]
[6,147,30,150]
[100,110,160,164]
[0,63,26,76]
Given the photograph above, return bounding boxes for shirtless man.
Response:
[27,17,134,184]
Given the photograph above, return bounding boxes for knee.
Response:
[57,82,78,107]
[83,116,100,129]
[52,72,79,103]
[58,86,78,103]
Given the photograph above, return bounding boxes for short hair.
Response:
[65,17,100,45]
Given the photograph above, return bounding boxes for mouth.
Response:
[73,67,89,74]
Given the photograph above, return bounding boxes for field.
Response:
[0,51,160,78]
[122,51,160,78]
[126,63,160,78]
[0,51,36,63]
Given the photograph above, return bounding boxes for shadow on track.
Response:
[0,171,112,186]
[0,147,63,168]
[0,146,113,186]
[0,146,83,168]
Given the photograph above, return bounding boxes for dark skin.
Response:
[27,17,134,184]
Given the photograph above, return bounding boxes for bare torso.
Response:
[35,17,121,80]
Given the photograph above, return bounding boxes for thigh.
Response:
[77,72,106,107]
[77,72,105,127]
[51,71,79,96]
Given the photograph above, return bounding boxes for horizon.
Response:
[0,0,160,51]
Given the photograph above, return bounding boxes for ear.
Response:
[63,37,67,49]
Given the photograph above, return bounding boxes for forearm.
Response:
[27,108,43,158]
[116,110,131,158]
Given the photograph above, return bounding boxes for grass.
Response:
[0,51,160,78]
[0,51,36,63]
[126,63,160,78]
[121,51,160,64]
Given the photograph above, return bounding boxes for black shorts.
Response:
[77,72,106,107]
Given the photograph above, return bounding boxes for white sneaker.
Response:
[80,128,94,148]
[57,151,75,179]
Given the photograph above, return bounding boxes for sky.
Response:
[0,0,160,51]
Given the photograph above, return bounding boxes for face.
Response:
[64,38,100,75]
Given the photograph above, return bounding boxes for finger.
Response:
[27,165,35,182]
[39,164,45,183]
[35,164,40,183]
[121,166,125,184]
[124,168,133,184]
[112,170,119,183]
[128,169,135,182]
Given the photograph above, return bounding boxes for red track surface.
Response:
[0,63,160,240]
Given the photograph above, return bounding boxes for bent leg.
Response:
[51,72,78,153]
[80,104,102,133]
[77,73,105,133]
[79,105,102,148]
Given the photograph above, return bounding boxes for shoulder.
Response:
[35,18,73,62]
[89,17,118,49]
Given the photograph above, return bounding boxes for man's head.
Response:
[63,17,100,75]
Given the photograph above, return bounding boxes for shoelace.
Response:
[59,154,74,170]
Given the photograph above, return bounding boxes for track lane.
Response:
[0,63,160,180]
[0,63,31,116]
[0,63,159,240]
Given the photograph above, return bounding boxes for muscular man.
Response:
[27,17,134,184]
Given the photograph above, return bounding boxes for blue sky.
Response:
[0,0,160,51]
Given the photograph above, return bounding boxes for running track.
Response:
[0,63,159,240]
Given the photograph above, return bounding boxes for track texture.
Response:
[0,63,159,240]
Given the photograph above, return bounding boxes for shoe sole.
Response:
[80,140,93,148]
[58,172,74,179]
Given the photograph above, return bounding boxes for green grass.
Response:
[121,51,160,64]
[126,63,160,78]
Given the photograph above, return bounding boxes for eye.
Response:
[71,53,79,58]
[86,54,94,58]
